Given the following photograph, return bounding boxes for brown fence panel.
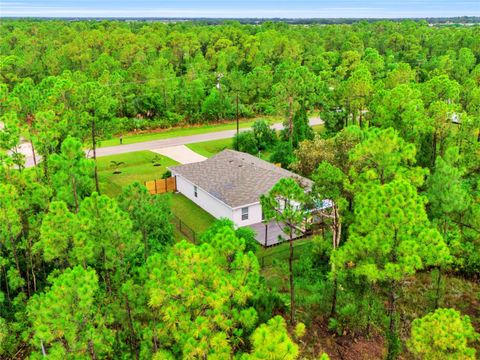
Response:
[145,180,157,194]
[166,177,176,192]
[144,177,177,195]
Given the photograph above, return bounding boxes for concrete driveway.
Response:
[151,145,207,164]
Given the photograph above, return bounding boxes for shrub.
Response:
[252,119,277,150]
[269,141,295,168]
[408,308,479,359]
[233,130,259,155]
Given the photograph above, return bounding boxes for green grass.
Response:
[256,237,314,292]
[257,237,313,265]
[99,117,281,148]
[99,116,321,149]
[312,124,324,132]
[97,151,178,197]
[169,193,216,235]
[186,138,234,158]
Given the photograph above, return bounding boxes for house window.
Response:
[194,185,198,197]
[241,207,249,221]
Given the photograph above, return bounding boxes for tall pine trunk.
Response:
[289,224,295,324]
[330,205,341,317]
[387,230,400,359]
[434,268,442,309]
[386,281,400,360]
[91,118,100,194]
[30,139,37,166]
[125,295,139,359]
[71,175,79,212]
[6,218,25,294]
[330,272,338,317]
[2,265,11,302]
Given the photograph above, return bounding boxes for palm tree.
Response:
[110,160,125,174]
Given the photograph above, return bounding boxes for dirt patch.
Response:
[301,317,386,360]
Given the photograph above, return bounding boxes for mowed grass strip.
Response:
[169,193,216,236]
[99,116,280,148]
[186,138,234,158]
[97,151,178,197]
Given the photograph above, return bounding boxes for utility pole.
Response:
[216,72,224,120]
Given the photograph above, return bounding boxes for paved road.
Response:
[22,117,323,167]
[95,117,322,157]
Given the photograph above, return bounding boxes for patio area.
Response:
[247,221,304,247]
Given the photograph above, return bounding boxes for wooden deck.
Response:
[246,221,304,247]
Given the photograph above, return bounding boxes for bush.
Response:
[200,218,259,254]
[252,119,277,150]
[408,308,479,359]
[201,88,233,122]
[233,130,259,155]
[269,141,295,168]
[328,283,387,336]
[235,226,259,254]
[162,170,172,179]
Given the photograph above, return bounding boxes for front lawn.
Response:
[97,151,178,197]
[186,138,233,158]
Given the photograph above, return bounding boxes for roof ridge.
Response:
[169,149,312,208]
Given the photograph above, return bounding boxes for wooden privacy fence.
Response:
[145,177,177,194]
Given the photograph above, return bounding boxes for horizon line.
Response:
[1,15,479,19]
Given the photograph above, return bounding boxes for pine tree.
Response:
[408,308,479,360]
[27,266,113,358]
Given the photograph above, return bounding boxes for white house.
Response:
[169,149,313,228]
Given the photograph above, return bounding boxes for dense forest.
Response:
[0,20,479,359]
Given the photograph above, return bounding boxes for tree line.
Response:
[0,19,479,358]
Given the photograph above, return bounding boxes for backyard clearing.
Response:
[97,151,178,197]
[151,145,207,164]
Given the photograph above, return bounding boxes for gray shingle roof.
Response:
[169,149,313,208]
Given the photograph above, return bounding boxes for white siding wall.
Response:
[232,203,263,226]
[172,173,234,221]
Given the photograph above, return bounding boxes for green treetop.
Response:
[335,180,451,359]
[408,308,479,360]
[27,266,113,359]
[49,136,94,211]
[146,228,260,359]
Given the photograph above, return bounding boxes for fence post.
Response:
[154,180,157,194]
[164,178,167,193]
[264,223,268,247]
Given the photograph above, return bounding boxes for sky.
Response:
[1,0,479,18]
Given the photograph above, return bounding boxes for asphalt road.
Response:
[21,117,323,167]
